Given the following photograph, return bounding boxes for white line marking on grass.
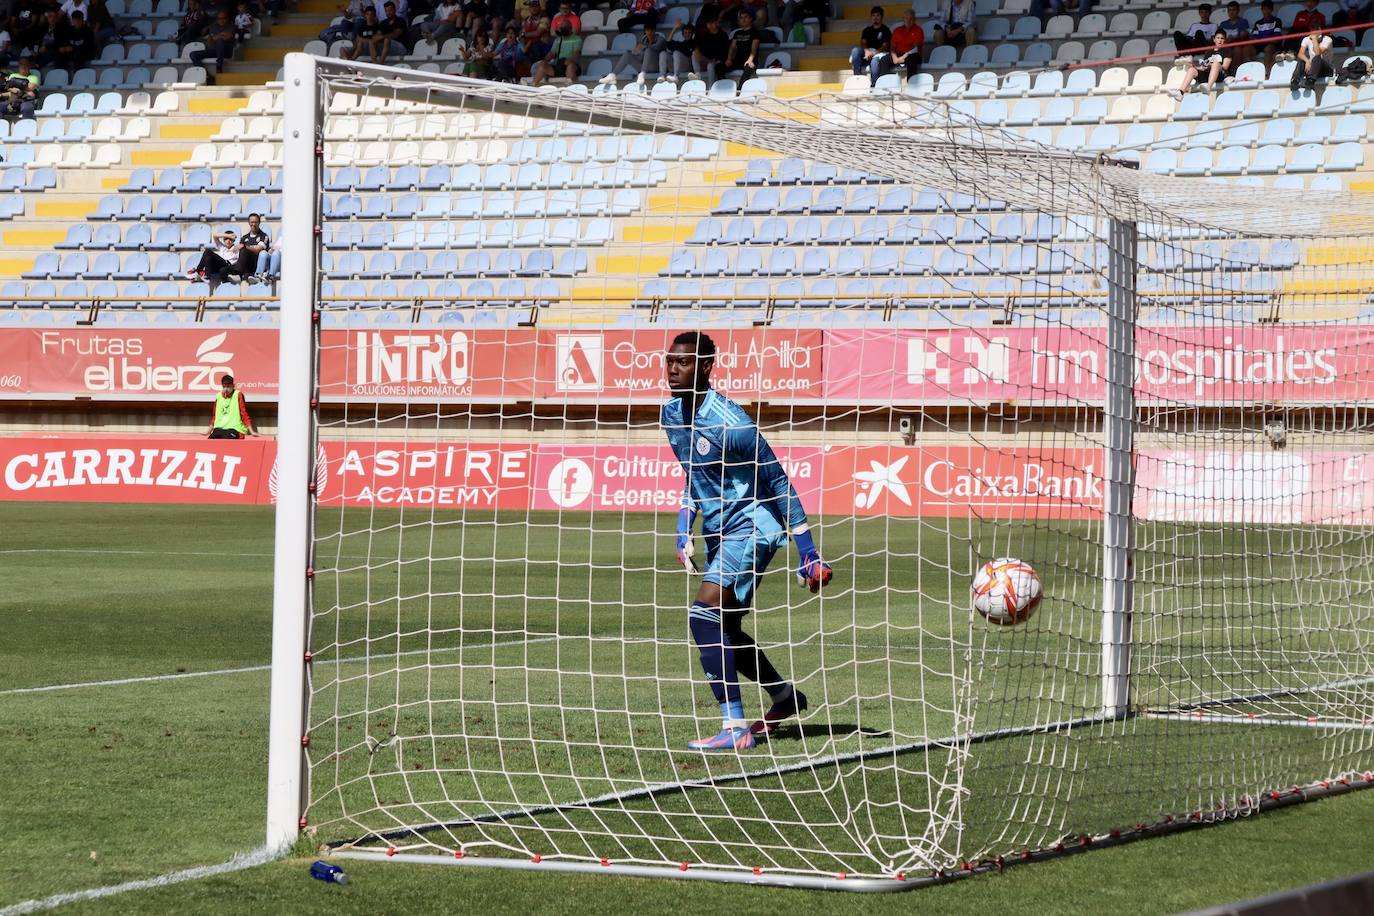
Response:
[0,846,277,916]
[0,636,563,696]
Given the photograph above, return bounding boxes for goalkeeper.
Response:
[661,331,833,752]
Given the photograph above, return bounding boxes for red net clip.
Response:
[453,849,464,859]
[599,858,610,867]
[298,815,308,829]
[300,734,310,748]
[678,862,689,871]
[386,846,396,857]
[303,651,313,664]
[530,854,541,864]
[751,866,762,876]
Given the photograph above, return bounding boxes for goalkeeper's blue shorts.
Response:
[703,527,787,608]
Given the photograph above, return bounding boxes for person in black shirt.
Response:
[34,9,69,70]
[692,16,729,82]
[724,7,760,81]
[346,5,383,58]
[659,21,695,80]
[849,5,891,85]
[236,213,271,281]
[62,10,96,70]
[190,10,237,69]
[377,0,406,58]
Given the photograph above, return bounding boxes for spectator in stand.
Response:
[692,16,729,82]
[236,213,271,282]
[207,375,257,439]
[1333,0,1373,41]
[176,0,208,44]
[618,0,665,33]
[521,20,552,76]
[849,6,891,85]
[724,7,761,81]
[891,8,924,75]
[378,1,408,58]
[61,10,95,70]
[1285,0,1325,54]
[86,0,117,46]
[0,22,11,69]
[933,0,976,50]
[1291,29,1334,87]
[518,1,541,41]
[60,0,89,24]
[1177,28,1233,94]
[603,21,665,82]
[776,0,828,38]
[418,0,463,46]
[319,0,364,44]
[234,1,255,41]
[1173,1,1218,52]
[345,4,381,57]
[492,24,521,79]
[1216,0,1250,62]
[463,28,493,76]
[188,227,242,288]
[530,16,580,84]
[460,0,489,37]
[4,57,38,119]
[659,21,696,81]
[1251,0,1284,70]
[549,0,579,35]
[190,10,237,70]
[33,9,70,70]
[12,6,44,58]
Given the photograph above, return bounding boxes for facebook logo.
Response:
[555,334,604,392]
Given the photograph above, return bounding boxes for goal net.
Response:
[267,54,1374,888]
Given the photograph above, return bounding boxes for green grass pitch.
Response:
[3,502,1373,914]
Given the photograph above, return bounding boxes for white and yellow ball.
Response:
[971,558,1042,626]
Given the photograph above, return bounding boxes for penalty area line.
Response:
[0,846,277,916]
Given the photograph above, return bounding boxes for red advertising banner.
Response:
[824,326,1374,406]
[5,435,1374,526]
[317,329,537,402]
[534,329,824,402]
[8,328,278,399]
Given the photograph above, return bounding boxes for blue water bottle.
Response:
[310,860,350,885]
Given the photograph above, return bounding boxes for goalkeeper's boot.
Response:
[687,726,755,751]
[750,688,808,737]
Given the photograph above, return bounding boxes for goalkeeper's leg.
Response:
[686,583,754,751]
[724,613,808,736]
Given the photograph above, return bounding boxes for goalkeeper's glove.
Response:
[793,527,833,593]
[675,507,699,572]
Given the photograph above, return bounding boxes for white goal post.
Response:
[266,53,1374,889]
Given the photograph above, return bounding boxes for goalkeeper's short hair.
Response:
[672,331,716,359]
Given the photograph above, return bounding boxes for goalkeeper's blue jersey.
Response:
[662,389,808,539]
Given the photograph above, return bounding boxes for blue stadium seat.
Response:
[1249,145,1286,174]
[124,167,156,192]
[114,252,150,280]
[1327,142,1364,170]
[93,223,124,249]
[154,197,184,221]
[89,252,120,279]
[121,224,152,249]
[57,224,93,249]
[241,168,273,193]
[49,253,88,280]
[182,224,211,250]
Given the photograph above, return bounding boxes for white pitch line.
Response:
[0,636,562,697]
[0,846,277,916]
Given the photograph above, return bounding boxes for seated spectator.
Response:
[1291,29,1334,88]
[549,0,579,36]
[234,1,255,41]
[521,20,552,75]
[603,22,665,83]
[776,0,828,38]
[1178,29,1233,94]
[60,0,89,24]
[1173,2,1218,52]
[11,6,43,58]
[460,0,489,35]
[34,9,70,70]
[417,0,462,45]
[891,9,923,74]
[4,56,38,120]
[62,9,95,70]
[319,0,364,44]
[724,7,761,81]
[378,1,408,57]
[692,16,729,82]
[1333,0,1373,41]
[1250,0,1284,69]
[0,22,11,69]
[188,227,242,288]
[86,0,118,45]
[659,21,696,81]
[462,28,493,76]
[530,18,580,85]
[849,6,892,86]
[236,213,271,281]
[190,10,237,70]
[1216,0,1249,61]
[1285,0,1325,53]
[517,1,541,41]
[492,24,521,79]
[176,0,209,45]
[933,0,976,50]
[618,0,665,33]
[257,239,282,284]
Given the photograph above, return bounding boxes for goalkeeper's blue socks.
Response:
[688,602,754,750]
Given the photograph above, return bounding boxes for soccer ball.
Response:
[971,558,1042,626]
